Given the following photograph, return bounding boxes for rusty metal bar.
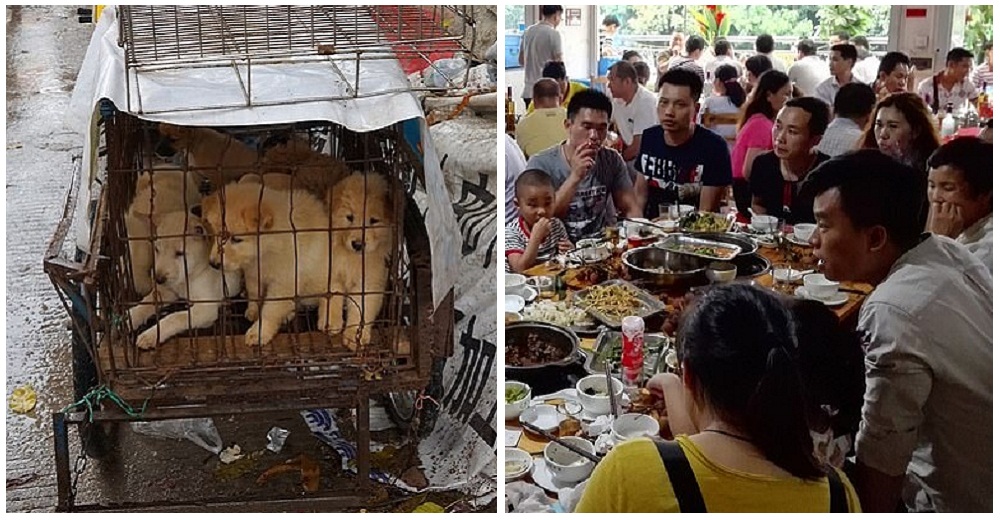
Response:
[53,413,73,512]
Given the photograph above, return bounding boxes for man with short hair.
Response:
[851,36,881,84]
[667,35,707,83]
[817,83,876,157]
[802,150,992,513]
[608,61,660,163]
[705,38,743,83]
[518,5,563,108]
[749,97,830,223]
[971,41,992,87]
[600,15,620,58]
[918,47,979,113]
[516,78,568,157]
[787,38,830,97]
[526,89,642,242]
[526,61,587,113]
[755,33,786,73]
[622,49,642,63]
[828,31,851,48]
[634,68,732,216]
[815,44,863,108]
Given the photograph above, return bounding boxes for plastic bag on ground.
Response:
[131,417,224,454]
[422,58,469,89]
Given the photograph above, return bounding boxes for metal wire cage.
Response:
[116,5,477,114]
[46,113,453,417]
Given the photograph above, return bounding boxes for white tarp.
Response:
[66,7,459,307]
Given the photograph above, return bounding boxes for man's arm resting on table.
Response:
[613,185,643,218]
[699,185,727,212]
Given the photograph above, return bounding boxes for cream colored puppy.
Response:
[326,173,396,350]
[128,210,242,350]
[159,123,259,187]
[201,182,335,347]
[126,169,202,296]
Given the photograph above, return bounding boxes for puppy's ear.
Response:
[189,204,202,218]
[241,203,274,231]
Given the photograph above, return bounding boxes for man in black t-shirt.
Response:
[750,97,830,224]
[634,68,732,218]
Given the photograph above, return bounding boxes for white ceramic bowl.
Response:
[678,204,696,217]
[793,223,817,242]
[803,273,839,299]
[505,448,533,482]
[612,413,660,442]
[504,294,525,314]
[505,273,527,294]
[504,381,531,421]
[519,404,564,434]
[575,374,624,416]
[543,436,596,483]
[751,215,779,232]
[772,267,805,282]
[706,261,737,283]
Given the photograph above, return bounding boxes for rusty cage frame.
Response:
[43,5,469,511]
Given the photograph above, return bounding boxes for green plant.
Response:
[817,6,875,39]
[689,5,732,44]
[964,5,993,61]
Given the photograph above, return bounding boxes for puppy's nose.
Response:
[209,260,221,270]
[351,240,364,252]
[154,273,167,284]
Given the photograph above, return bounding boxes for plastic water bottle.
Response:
[941,103,957,138]
[621,316,645,398]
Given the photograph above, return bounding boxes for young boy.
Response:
[505,169,572,273]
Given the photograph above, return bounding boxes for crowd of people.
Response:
[508,6,992,513]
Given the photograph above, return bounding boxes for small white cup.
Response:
[803,273,839,300]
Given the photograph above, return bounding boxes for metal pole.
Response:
[53,413,73,512]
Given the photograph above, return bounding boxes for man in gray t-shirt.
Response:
[804,151,993,513]
[519,6,563,106]
[526,89,641,243]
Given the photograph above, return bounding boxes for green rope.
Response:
[61,384,149,422]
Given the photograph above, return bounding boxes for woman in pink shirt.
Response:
[732,70,791,215]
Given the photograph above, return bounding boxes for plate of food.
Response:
[572,280,666,327]
[655,234,741,261]
[522,300,601,334]
[679,211,735,233]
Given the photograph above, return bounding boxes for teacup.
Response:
[505,273,526,295]
[793,223,817,242]
[803,273,839,300]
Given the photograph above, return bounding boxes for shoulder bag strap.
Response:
[932,74,940,113]
[824,466,849,513]
[654,440,708,513]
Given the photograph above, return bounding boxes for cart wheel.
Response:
[70,290,118,459]
[385,358,446,438]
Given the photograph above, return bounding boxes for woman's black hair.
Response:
[715,64,746,108]
[786,299,865,439]
[676,284,823,479]
[738,69,789,129]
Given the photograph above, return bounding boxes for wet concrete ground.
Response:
[5,7,491,512]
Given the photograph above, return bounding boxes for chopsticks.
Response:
[519,421,603,464]
[605,364,620,420]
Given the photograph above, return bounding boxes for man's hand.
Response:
[531,217,553,243]
[568,142,598,180]
[928,201,964,238]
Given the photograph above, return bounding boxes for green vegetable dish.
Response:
[505,386,528,404]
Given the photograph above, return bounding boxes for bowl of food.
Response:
[505,381,532,421]
[575,238,611,263]
[793,223,817,242]
[575,374,624,416]
[622,246,708,286]
[505,322,582,390]
[543,436,596,483]
[505,448,533,482]
[679,211,734,233]
[750,215,780,232]
[706,261,738,283]
[611,413,660,442]
[803,273,840,300]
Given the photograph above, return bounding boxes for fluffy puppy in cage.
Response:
[127,210,243,350]
[126,169,202,297]
[260,136,353,199]
[326,172,395,350]
[158,123,259,188]
[200,182,336,347]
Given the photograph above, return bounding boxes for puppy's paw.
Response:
[245,322,275,347]
[128,306,149,329]
[245,302,259,322]
[341,333,358,351]
[135,329,158,350]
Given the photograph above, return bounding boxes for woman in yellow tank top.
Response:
[576,285,862,513]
